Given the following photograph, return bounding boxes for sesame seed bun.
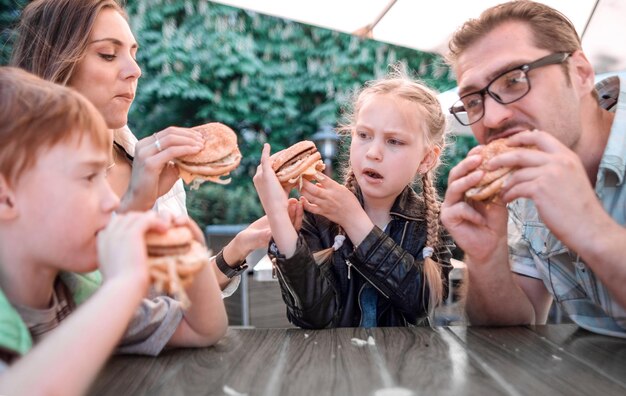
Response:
[175,122,242,186]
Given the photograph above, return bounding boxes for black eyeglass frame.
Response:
[449,52,572,126]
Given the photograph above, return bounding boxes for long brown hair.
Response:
[332,64,448,312]
[11,0,126,85]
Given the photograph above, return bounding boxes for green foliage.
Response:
[0,0,27,65]
[186,183,264,226]
[125,0,460,229]
[437,134,478,194]
[0,0,473,230]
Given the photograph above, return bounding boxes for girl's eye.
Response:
[85,173,98,182]
[388,139,403,145]
[99,53,116,61]
[356,131,369,139]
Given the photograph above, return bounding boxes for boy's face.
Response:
[12,134,119,273]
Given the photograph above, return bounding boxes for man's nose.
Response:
[480,94,514,130]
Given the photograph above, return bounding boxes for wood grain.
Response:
[447,325,626,396]
[90,326,626,396]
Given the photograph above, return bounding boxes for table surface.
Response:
[90,324,626,396]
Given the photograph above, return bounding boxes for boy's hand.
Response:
[171,215,207,246]
[97,211,169,291]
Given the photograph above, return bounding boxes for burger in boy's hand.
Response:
[270,140,326,190]
[465,138,517,202]
[175,122,242,189]
[145,226,208,308]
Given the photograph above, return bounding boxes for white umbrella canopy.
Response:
[210,0,626,74]
[210,0,625,135]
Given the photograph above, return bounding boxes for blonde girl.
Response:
[254,67,454,328]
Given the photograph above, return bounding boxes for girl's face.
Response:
[13,135,119,273]
[350,93,438,204]
[68,8,141,129]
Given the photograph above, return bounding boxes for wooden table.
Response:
[90,324,626,396]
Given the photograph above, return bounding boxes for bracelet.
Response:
[215,249,248,278]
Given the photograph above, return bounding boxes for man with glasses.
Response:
[440,0,626,337]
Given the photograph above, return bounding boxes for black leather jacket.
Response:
[270,186,454,329]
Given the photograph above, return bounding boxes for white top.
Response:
[114,126,187,217]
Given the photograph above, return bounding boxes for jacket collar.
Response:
[354,184,424,222]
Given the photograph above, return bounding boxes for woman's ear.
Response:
[417,146,441,174]
[0,175,18,220]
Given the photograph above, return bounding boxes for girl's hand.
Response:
[299,174,363,227]
[253,143,299,257]
[120,127,204,212]
[300,174,372,245]
[97,211,170,292]
[287,198,303,232]
[253,143,291,215]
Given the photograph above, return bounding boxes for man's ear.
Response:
[0,174,18,220]
[569,50,595,99]
[418,145,442,174]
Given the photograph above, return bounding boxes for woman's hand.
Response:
[119,127,204,212]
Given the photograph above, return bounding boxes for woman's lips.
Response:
[115,93,135,101]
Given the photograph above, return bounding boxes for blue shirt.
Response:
[508,76,626,338]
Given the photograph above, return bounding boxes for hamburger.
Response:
[145,226,208,307]
[270,140,326,189]
[465,138,516,202]
[175,122,242,189]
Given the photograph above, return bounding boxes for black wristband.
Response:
[215,249,248,278]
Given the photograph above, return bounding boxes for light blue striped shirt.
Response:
[509,76,626,338]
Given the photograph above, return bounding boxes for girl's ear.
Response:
[417,146,441,174]
[0,175,18,220]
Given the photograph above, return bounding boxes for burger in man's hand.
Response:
[465,138,517,202]
[175,122,241,189]
[270,140,326,190]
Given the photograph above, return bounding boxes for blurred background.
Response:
[0,0,474,232]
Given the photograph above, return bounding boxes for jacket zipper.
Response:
[347,219,409,301]
[346,259,390,299]
[273,262,302,309]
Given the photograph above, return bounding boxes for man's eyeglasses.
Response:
[449,52,572,126]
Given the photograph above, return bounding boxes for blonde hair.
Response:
[11,0,126,85]
[334,65,448,313]
[0,67,111,184]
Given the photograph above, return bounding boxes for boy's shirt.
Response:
[0,273,184,372]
